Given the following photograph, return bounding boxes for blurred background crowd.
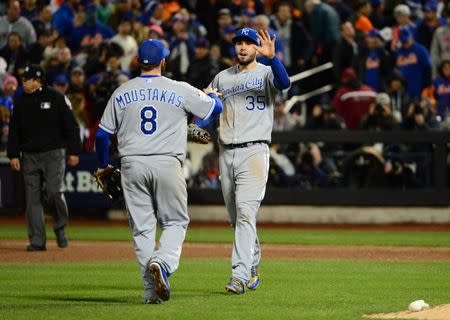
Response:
[0,0,449,191]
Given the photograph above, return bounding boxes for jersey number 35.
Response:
[245,95,266,111]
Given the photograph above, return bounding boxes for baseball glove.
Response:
[93,166,123,200]
[187,123,211,144]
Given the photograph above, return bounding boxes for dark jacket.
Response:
[7,86,81,158]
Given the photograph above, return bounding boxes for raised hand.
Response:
[252,29,276,60]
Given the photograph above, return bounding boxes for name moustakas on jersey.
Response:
[114,87,185,109]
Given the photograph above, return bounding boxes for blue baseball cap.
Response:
[53,74,69,85]
[423,0,437,12]
[368,28,381,38]
[138,39,170,65]
[232,27,261,46]
[398,27,413,43]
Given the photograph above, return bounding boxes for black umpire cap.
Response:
[21,64,46,81]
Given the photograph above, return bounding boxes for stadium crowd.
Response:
[0,0,449,190]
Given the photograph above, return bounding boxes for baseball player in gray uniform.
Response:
[95,39,222,303]
[206,28,291,294]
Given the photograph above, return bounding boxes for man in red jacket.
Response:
[332,68,377,130]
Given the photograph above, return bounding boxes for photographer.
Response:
[360,93,399,131]
[402,98,440,131]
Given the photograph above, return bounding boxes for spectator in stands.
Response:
[108,0,136,31]
[386,69,412,122]
[97,0,115,25]
[218,24,237,67]
[391,4,417,51]
[0,74,16,151]
[21,0,39,22]
[148,24,164,40]
[349,0,374,44]
[32,5,55,38]
[325,0,353,23]
[305,104,346,130]
[236,8,256,29]
[209,43,227,75]
[304,0,341,63]
[0,31,28,78]
[360,92,399,130]
[52,74,69,94]
[369,0,388,29]
[186,38,216,89]
[268,3,312,74]
[27,29,53,65]
[395,27,432,100]
[295,143,341,188]
[425,60,450,120]
[110,18,138,72]
[52,0,80,39]
[166,14,196,81]
[213,8,233,44]
[0,0,36,49]
[362,28,392,92]
[273,98,298,132]
[332,67,377,130]
[195,143,220,189]
[333,22,362,82]
[70,4,114,53]
[177,7,208,40]
[430,7,450,78]
[417,0,446,51]
[46,47,77,84]
[402,98,440,130]
[67,66,85,95]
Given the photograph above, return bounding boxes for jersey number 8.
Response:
[140,105,158,135]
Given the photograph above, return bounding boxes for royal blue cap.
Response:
[232,27,260,46]
[398,27,413,43]
[223,24,237,34]
[423,0,437,12]
[138,39,170,65]
[53,74,69,85]
[367,28,381,38]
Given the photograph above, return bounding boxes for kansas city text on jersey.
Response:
[221,77,264,99]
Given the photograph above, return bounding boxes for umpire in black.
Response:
[7,65,82,251]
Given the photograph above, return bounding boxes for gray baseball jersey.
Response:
[99,75,214,301]
[210,63,279,286]
[209,63,278,145]
[100,75,215,162]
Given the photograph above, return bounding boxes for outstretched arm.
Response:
[253,29,290,90]
[194,88,223,128]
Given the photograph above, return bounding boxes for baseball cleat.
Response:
[144,298,162,304]
[247,265,260,290]
[149,262,171,301]
[225,277,245,294]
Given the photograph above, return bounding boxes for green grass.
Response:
[0,259,449,320]
[0,225,449,247]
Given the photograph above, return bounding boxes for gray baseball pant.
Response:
[22,148,68,247]
[120,155,189,300]
[219,143,270,283]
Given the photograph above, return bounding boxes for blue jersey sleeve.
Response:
[95,127,111,168]
[194,93,223,128]
[270,56,291,90]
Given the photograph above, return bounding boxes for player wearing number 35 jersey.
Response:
[203,28,291,293]
[95,39,222,304]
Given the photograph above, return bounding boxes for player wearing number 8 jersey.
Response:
[205,28,291,293]
[95,39,222,303]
